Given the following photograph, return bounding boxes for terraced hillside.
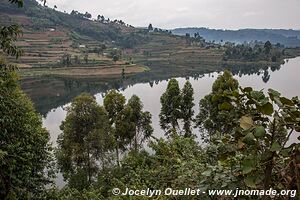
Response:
[1,0,296,80]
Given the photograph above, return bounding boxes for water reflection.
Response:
[20,58,300,145]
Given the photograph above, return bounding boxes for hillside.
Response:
[0,0,245,80]
[0,0,147,76]
[1,0,299,82]
[172,27,300,47]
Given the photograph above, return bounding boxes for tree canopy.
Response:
[0,58,53,199]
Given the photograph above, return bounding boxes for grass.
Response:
[19,64,147,78]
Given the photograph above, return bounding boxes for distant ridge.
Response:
[172,27,300,47]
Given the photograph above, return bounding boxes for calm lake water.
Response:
[42,57,300,147]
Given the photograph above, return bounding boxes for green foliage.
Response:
[56,93,114,190]
[103,91,153,166]
[148,23,153,31]
[127,95,153,151]
[223,42,283,62]
[109,49,122,62]
[61,53,71,67]
[0,24,23,60]
[2,65,298,199]
[196,73,300,193]
[104,89,126,124]
[8,0,23,7]
[0,58,53,199]
[264,41,272,54]
[180,81,195,136]
[196,70,240,138]
[160,79,196,137]
[95,136,205,199]
[159,78,182,135]
[0,0,23,60]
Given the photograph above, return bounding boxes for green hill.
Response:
[1,0,299,80]
[172,27,300,47]
[0,0,226,77]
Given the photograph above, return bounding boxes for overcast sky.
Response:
[46,0,300,30]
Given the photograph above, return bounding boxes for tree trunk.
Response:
[134,127,139,152]
[116,144,120,167]
[87,146,91,185]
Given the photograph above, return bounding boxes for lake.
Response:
[39,57,300,147]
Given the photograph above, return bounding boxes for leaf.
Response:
[250,91,264,100]
[238,138,245,149]
[280,97,294,106]
[244,176,257,188]
[202,170,212,177]
[218,102,232,110]
[0,150,8,161]
[243,87,253,93]
[258,102,274,115]
[243,132,256,145]
[268,89,281,100]
[240,116,253,130]
[242,159,256,174]
[270,141,281,152]
[295,126,300,132]
[254,126,266,138]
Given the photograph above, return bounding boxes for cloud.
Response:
[46,0,300,29]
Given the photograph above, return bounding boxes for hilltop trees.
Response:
[70,10,92,19]
[97,15,105,23]
[148,23,153,31]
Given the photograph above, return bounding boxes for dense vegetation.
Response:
[172,27,300,48]
[1,1,300,199]
[223,41,284,62]
[48,72,300,200]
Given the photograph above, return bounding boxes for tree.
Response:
[0,58,53,199]
[115,105,136,150]
[56,93,113,190]
[94,45,106,57]
[127,95,153,151]
[148,23,153,31]
[110,48,121,63]
[0,25,23,60]
[97,15,105,23]
[264,41,272,55]
[103,90,126,166]
[84,12,92,19]
[62,53,71,67]
[84,54,88,64]
[74,55,80,64]
[159,78,181,136]
[180,81,195,137]
[196,70,240,139]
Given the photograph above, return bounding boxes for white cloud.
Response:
[46,0,300,29]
